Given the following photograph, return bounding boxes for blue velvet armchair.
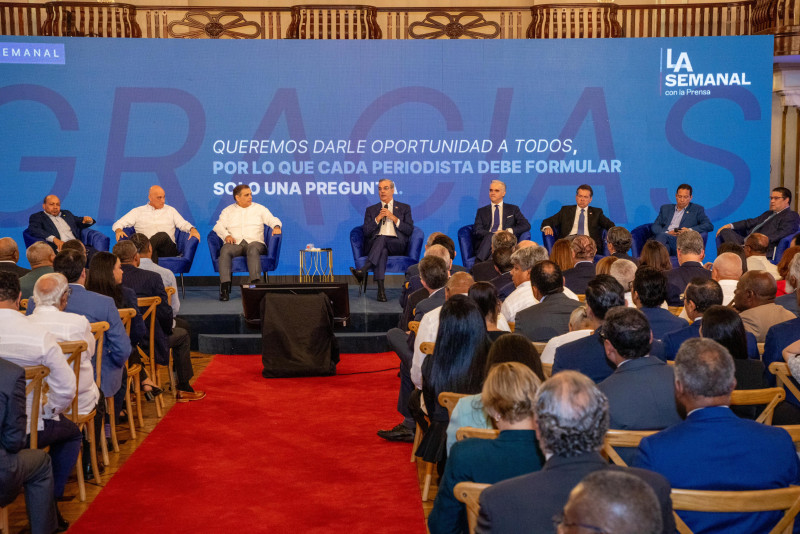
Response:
[349,226,424,274]
[207,227,282,281]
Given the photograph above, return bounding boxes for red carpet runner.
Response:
[72,353,426,533]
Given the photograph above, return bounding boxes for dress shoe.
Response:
[142,384,163,402]
[219,281,231,301]
[176,390,206,402]
[83,460,105,481]
[376,280,387,302]
[377,423,414,443]
[350,267,365,285]
[56,507,69,532]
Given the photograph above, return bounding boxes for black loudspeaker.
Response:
[260,292,339,378]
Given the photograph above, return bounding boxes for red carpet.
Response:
[72,353,425,533]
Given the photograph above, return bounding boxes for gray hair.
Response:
[571,235,597,261]
[490,179,506,192]
[609,259,637,290]
[607,226,633,254]
[491,231,517,251]
[530,245,549,264]
[677,229,704,256]
[535,371,609,457]
[511,246,538,272]
[424,244,451,264]
[26,241,54,265]
[32,272,69,308]
[786,254,800,292]
[378,178,394,190]
[675,338,735,397]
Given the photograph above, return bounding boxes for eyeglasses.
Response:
[770,196,786,201]
[553,513,609,533]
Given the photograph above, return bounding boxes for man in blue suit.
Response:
[350,179,414,302]
[632,267,687,340]
[472,180,531,262]
[635,338,800,533]
[26,195,96,253]
[651,184,713,255]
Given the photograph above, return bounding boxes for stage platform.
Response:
[179,284,401,355]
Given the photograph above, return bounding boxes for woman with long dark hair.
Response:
[468,282,506,342]
[639,240,673,272]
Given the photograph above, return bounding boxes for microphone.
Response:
[381,203,388,225]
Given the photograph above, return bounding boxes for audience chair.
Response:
[730,387,785,425]
[207,227,282,285]
[23,365,49,449]
[89,321,113,464]
[532,341,547,354]
[420,342,435,355]
[23,227,110,256]
[670,486,800,534]
[777,425,800,452]
[456,427,500,441]
[408,321,420,335]
[577,294,586,302]
[58,340,95,502]
[769,362,800,405]
[123,228,197,297]
[602,429,658,467]
[454,482,491,534]
[0,506,6,534]
[541,362,553,379]
[507,321,515,333]
[349,226,424,294]
[156,286,179,397]
[416,390,451,502]
[118,308,141,436]
[438,392,467,418]
[759,343,766,357]
[457,225,532,270]
[137,296,163,418]
[669,306,684,316]
[18,299,27,314]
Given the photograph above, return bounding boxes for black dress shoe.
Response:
[56,507,69,532]
[377,423,414,443]
[219,281,231,302]
[376,280,387,302]
[83,461,106,482]
[350,267,365,284]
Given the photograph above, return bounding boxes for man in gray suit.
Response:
[515,260,582,342]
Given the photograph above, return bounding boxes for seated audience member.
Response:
[631,267,687,339]
[638,240,672,272]
[501,245,544,323]
[113,241,204,402]
[717,241,748,273]
[19,241,55,300]
[776,254,800,316]
[29,250,131,408]
[744,233,781,280]
[711,252,743,306]
[553,275,626,383]
[559,470,663,534]
[717,186,800,256]
[488,248,514,301]
[609,258,637,307]
[402,234,463,309]
[0,237,29,277]
[405,231,442,279]
[650,183,713,256]
[594,255,617,275]
[469,282,506,342]
[0,357,59,534]
[400,245,451,329]
[429,362,544,534]
[541,306,593,365]
[0,272,79,527]
[606,226,638,264]
[776,246,800,300]
[413,296,490,467]
[516,260,582,342]
[128,233,181,318]
[477,371,674,534]
[733,270,795,343]
[784,338,800,380]
[446,334,545,453]
[563,235,596,294]
[472,180,531,262]
[635,338,800,533]
[382,254,450,443]
[549,238,574,273]
[471,231,516,283]
[763,287,800,421]
[666,229,711,306]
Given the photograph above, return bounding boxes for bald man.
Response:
[744,233,780,280]
[472,180,530,262]
[734,271,796,342]
[711,252,743,306]
[27,194,96,253]
[0,237,29,277]
[112,185,201,263]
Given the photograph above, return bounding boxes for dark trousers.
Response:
[718,228,745,249]
[475,234,493,262]
[150,231,179,264]
[387,327,415,429]
[0,449,57,534]
[366,236,405,280]
[654,232,679,256]
[29,417,82,498]
[170,324,194,392]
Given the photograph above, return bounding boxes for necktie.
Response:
[748,210,778,237]
[577,208,586,235]
[491,205,500,232]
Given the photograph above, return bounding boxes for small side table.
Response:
[299,248,333,282]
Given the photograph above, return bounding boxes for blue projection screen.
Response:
[0,36,773,274]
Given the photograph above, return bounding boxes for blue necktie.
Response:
[491,205,500,232]
[577,209,586,235]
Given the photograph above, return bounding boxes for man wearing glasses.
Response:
[716,187,800,257]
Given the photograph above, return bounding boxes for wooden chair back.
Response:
[456,427,500,441]
[758,342,766,356]
[23,365,50,449]
[577,294,586,302]
[89,321,109,390]
[602,429,657,466]
[777,425,800,452]
[420,342,435,355]
[507,321,515,333]
[730,387,785,425]
[668,306,684,316]
[670,486,800,534]
[137,296,161,364]
[408,320,420,334]
[438,391,467,417]
[57,340,89,424]
[769,362,800,403]
[542,362,553,379]
[532,342,547,354]
[454,482,490,534]
[18,298,27,314]
[118,308,137,336]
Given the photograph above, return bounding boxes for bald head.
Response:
[734,270,777,311]
[712,252,743,281]
[148,185,166,209]
[744,233,769,257]
[0,238,19,263]
[26,242,56,268]
[515,240,536,251]
[445,271,474,298]
[32,272,69,309]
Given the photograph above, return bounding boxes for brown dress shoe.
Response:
[176,390,206,402]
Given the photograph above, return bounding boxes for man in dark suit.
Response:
[541,184,615,253]
[717,186,800,257]
[633,267,687,339]
[563,235,597,294]
[470,231,516,283]
[666,229,711,306]
[472,180,531,262]
[113,241,204,402]
[400,235,463,309]
[659,278,724,360]
[635,338,800,533]
[351,179,414,302]
[651,184,713,255]
[477,371,674,534]
[0,357,59,534]
[553,275,626,383]
[0,238,29,277]
[515,261,582,342]
[26,194,95,253]
[488,248,514,301]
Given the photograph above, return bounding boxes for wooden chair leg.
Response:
[124,376,137,439]
[98,416,110,466]
[411,423,422,462]
[133,374,144,428]
[421,461,434,502]
[75,433,86,502]
[86,422,102,486]
[106,396,119,453]
[0,505,8,534]
[151,358,163,418]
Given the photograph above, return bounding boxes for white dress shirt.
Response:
[46,212,76,242]
[28,306,99,415]
[540,329,593,364]
[113,204,194,243]
[746,256,781,281]
[138,258,179,316]
[501,281,538,323]
[213,203,281,245]
[377,199,397,237]
[0,309,76,433]
[718,279,737,306]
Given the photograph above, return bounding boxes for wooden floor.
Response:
[4,352,440,533]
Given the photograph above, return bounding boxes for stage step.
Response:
[198,332,391,355]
